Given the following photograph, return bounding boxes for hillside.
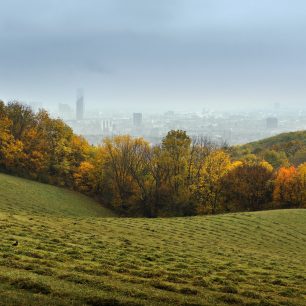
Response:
[0,174,305,305]
[0,173,115,217]
[233,130,306,167]
[243,130,306,150]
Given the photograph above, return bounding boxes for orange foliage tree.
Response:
[273,166,300,207]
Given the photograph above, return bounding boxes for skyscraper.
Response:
[133,113,142,127]
[266,117,278,129]
[76,90,84,120]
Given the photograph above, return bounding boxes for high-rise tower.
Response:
[76,89,84,120]
[133,113,142,127]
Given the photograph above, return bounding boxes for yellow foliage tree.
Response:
[193,150,232,214]
[74,161,95,193]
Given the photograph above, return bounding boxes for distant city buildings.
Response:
[76,90,84,120]
[102,119,112,133]
[56,94,305,146]
[133,113,142,127]
[58,103,73,119]
[266,117,278,129]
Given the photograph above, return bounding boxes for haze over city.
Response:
[1,0,306,112]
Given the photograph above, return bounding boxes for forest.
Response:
[0,101,305,217]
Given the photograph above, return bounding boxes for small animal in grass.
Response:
[12,240,18,247]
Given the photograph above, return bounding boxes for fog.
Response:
[1,0,306,111]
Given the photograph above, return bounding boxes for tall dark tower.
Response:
[133,113,142,127]
[76,89,84,120]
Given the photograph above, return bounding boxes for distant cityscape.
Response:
[25,93,306,146]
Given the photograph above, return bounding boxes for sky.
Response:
[1,0,306,112]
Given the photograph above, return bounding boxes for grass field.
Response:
[0,173,115,217]
[0,173,306,305]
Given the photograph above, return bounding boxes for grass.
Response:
[0,173,306,305]
[0,173,115,217]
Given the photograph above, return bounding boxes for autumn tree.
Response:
[5,101,35,140]
[0,101,91,186]
[291,148,306,166]
[125,138,155,216]
[74,161,96,193]
[296,163,306,207]
[192,150,232,214]
[159,130,193,215]
[223,161,274,211]
[273,166,301,207]
[35,111,78,186]
[187,137,217,187]
[0,101,24,172]
[101,135,150,214]
[262,149,289,168]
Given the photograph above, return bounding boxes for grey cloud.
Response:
[0,0,306,110]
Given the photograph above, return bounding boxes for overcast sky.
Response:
[1,0,306,112]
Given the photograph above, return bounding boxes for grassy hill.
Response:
[0,174,305,305]
[0,173,115,217]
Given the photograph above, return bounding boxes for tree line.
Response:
[0,101,305,217]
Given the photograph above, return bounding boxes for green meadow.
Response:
[0,173,305,305]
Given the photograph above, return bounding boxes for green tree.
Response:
[262,149,289,168]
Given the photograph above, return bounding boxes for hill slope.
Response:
[0,176,305,306]
[244,130,306,150]
[233,130,306,166]
[0,173,115,217]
